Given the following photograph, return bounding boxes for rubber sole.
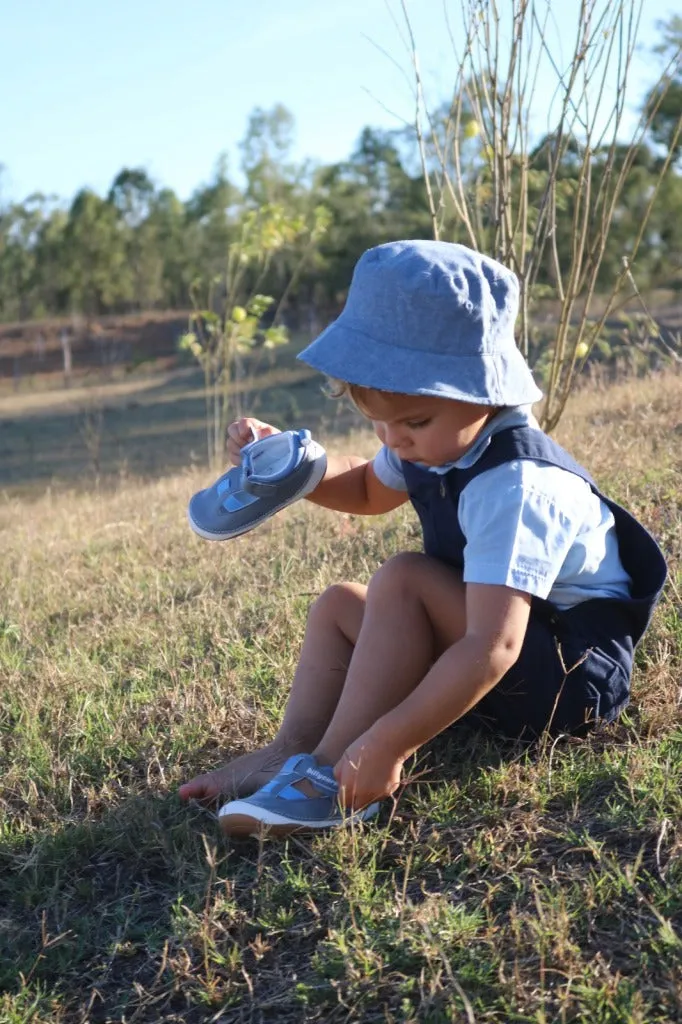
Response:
[218,801,381,838]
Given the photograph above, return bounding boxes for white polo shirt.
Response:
[372,406,632,609]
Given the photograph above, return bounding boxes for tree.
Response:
[107,168,163,309]
[185,155,240,284]
[148,187,192,309]
[32,205,69,316]
[400,0,682,428]
[240,103,298,207]
[645,17,682,165]
[0,194,61,320]
[180,201,328,466]
[62,189,130,315]
[310,127,432,310]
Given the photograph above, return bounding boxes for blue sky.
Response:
[1,0,678,205]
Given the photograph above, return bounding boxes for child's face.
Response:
[356,389,495,466]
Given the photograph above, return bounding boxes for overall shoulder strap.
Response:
[477,427,666,613]
[475,426,596,487]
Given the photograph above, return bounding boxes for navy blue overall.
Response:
[402,426,668,737]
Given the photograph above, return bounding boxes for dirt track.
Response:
[2,296,680,392]
[0,311,189,387]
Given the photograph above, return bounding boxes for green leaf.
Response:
[248,294,275,318]
[264,325,288,348]
[178,331,198,351]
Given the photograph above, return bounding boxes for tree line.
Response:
[1,17,680,327]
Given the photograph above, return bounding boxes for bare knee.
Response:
[308,582,366,638]
[367,552,466,651]
[367,552,431,601]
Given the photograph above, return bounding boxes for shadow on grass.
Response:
[0,728,522,1021]
[2,725,679,1022]
[0,790,244,1018]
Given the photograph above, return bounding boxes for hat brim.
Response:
[298,319,543,407]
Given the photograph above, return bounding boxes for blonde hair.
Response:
[325,378,402,418]
[326,377,505,423]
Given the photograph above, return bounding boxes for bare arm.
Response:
[363,584,532,760]
[306,456,408,515]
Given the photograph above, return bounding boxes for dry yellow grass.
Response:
[0,369,680,1022]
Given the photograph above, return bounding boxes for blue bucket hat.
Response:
[298,240,542,406]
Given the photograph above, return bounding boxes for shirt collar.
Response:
[426,405,539,475]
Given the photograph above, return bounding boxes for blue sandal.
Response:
[188,429,327,541]
[218,754,381,837]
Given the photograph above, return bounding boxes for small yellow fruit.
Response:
[463,118,481,140]
[231,306,248,323]
[575,342,589,359]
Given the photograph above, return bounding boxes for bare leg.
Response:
[179,582,367,802]
[313,553,468,765]
[180,554,467,802]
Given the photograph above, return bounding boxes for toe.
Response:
[178,774,220,803]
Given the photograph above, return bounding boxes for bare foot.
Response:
[178,742,303,805]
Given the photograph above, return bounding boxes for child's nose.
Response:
[383,424,406,450]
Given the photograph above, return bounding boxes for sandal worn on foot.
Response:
[218,753,380,837]
[188,429,327,541]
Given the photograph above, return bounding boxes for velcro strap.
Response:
[303,765,338,795]
[242,431,301,496]
[241,476,278,497]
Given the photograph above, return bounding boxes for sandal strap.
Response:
[241,475,278,497]
[302,763,338,796]
[242,431,311,496]
[267,754,338,798]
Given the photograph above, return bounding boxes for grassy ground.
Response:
[0,345,340,498]
[0,368,680,1023]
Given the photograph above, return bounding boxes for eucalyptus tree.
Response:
[0,193,61,320]
[107,168,164,310]
[62,188,131,315]
[645,16,682,166]
[310,126,432,310]
[240,103,298,208]
[148,187,192,309]
[185,154,240,286]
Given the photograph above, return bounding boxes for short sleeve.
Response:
[372,445,408,491]
[458,461,586,597]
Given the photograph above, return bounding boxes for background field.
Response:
[0,357,680,1023]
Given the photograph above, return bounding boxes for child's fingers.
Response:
[225,431,244,467]
[228,417,280,444]
[334,755,363,809]
[249,419,281,440]
[227,417,256,444]
[226,419,255,464]
[226,418,281,466]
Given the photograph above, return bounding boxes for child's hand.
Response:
[334,732,404,810]
[226,417,280,466]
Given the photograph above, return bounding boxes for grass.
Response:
[0,364,680,1022]
[0,343,334,497]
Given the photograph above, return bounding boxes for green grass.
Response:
[0,368,680,1022]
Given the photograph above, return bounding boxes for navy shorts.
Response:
[465,597,634,738]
